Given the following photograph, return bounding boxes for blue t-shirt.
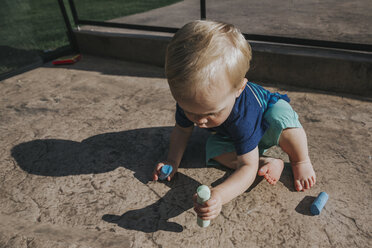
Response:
[176,82,290,155]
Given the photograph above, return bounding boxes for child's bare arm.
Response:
[153,123,194,181]
[194,147,259,220]
[213,147,259,203]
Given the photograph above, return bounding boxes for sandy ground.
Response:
[0,55,371,247]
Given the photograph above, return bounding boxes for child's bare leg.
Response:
[213,151,239,169]
[214,152,284,185]
[279,127,316,191]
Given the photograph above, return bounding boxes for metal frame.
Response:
[58,0,79,52]
[61,0,372,52]
[200,0,206,20]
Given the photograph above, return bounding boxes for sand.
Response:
[0,55,371,247]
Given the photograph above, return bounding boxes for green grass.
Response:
[0,0,180,75]
[75,0,181,21]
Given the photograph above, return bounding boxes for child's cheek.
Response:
[214,115,227,126]
[185,113,195,123]
[209,117,221,126]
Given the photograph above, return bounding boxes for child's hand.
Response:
[193,189,222,220]
[152,162,177,181]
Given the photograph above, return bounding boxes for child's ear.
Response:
[235,78,248,98]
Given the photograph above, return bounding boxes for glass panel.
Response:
[207,0,372,45]
[74,0,198,29]
[75,0,182,21]
[0,0,70,76]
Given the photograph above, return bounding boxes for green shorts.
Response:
[206,99,302,165]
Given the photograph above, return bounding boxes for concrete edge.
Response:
[74,29,372,96]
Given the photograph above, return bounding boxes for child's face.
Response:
[176,78,247,129]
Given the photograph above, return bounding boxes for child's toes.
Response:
[258,166,268,176]
[294,180,303,191]
[270,177,277,184]
[267,177,273,184]
[304,180,310,189]
[308,178,314,188]
[312,176,316,185]
[302,180,308,190]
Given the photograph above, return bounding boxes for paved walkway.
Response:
[0,55,371,247]
[102,0,372,44]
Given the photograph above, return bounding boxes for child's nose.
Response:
[197,117,208,124]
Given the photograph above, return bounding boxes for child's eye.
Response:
[208,112,218,116]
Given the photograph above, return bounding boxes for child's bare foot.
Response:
[291,159,316,191]
[258,157,284,185]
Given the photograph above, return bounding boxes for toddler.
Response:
[152,20,316,221]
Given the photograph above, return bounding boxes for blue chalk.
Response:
[158,164,173,180]
[310,192,329,215]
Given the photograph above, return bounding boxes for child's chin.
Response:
[197,124,216,129]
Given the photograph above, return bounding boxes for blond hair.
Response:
[165,20,252,98]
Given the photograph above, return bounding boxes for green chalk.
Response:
[196,185,211,227]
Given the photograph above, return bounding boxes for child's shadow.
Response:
[11,127,208,183]
[104,166,264,233]
[11,127,211,233]
[279,162,296,192]
[102,173,199,233]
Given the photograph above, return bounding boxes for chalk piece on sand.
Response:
[310,192,329,215]
[197,185,211,227]
[158,164,173,180]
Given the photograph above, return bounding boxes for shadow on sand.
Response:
[295,196,316,216]
[12,126,256,233]
[279,162,296,192]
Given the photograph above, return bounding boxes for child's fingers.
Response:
[204,198,218,207]
[198,210,219,220]
[193,199,221,220]
[152,162,165,181]
[192,193,198,203]
[193,189,222,220]
[152,173,158,181]
[194,206,217,216]
[196,206,220,220]
[192,196,216,206]
[167,174,175,181]
[167,168,177,181]
[196,203,218,215]
[155,162,165,171]
[152,168,159,180]
[195,199,217,211]
[193,199,218,215]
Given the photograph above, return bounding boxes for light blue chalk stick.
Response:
[310,192,329,215]
[158,164,173,180]
[197,185,211,227]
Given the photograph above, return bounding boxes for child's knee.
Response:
[280,127,306,142]
[213,152,238,170]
